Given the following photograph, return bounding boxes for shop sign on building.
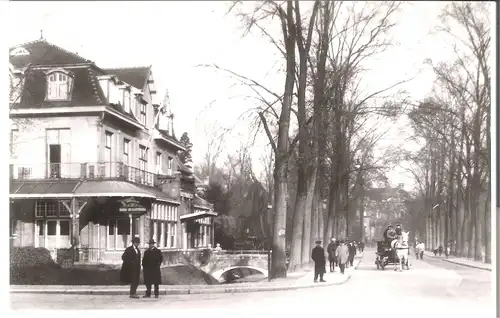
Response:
[119,197,146,214]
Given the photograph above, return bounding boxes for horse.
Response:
[391,231,410,272]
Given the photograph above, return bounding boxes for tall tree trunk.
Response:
[473,111,483,261]
[302,171,317,265]
[269,1,296,279]
[306,170,318,255]
[484,83,491,263]
[289,182,306,270]
[484,188,491,263]
[448,125,456,255]
[289,0,319,271]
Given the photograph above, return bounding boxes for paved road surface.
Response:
[10,249,493,317]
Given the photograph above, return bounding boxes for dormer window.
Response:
[140,103,147,126]
[45,68,74,101]
[10,47,30,56]
[123,89,131,113]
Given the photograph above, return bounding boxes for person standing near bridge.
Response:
[311,240,326,283]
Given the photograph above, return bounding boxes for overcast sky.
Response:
[7,1,488,191]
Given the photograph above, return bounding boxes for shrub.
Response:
[10,247,56,268]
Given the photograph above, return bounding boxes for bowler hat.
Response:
[132,237,140,243]
[148,238,156,244]
[315,240,322,244]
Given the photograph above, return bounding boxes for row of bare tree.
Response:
[213,1,410,278]
[405,3,491,263]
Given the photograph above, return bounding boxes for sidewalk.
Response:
[10,255,363,295]
[422,250,492,271]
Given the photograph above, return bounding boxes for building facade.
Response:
[363,183,410,241]
[9,39,216,264]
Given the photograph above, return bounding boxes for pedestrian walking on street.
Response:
[311,240,326,283]
[327,238,337,272]
[359,241,365,253]
[142,238,163,298]
[347,241,356,266]
[335,240,349,274]
[120,236,142,299]
[415,241,425,259]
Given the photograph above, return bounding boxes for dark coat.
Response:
[327,242,336,262]
[142,247,164,285]
[120,245,141,284]
[311,246,326,274]
[348,243,356,257]
[395,227,402,236]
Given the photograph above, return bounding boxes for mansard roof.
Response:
[17,65,107,108]
[9,39,143,124]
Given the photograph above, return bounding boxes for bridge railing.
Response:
[216,250,269,255]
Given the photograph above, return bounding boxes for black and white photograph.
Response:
[5,1,496,317]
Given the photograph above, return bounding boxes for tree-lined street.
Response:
[11,249,492,315]
[8,0,494,314]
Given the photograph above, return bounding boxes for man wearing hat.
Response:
[120,236,142,298]
[335,240,349,274]
[327,238,337,272]
[142,238,164,298]
[311,240,326,283]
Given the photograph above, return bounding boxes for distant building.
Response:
[9,39,216,263]
[363,184,410,240]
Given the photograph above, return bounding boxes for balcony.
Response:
[9,162,165,188]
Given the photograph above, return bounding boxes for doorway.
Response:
[49,144,61,178]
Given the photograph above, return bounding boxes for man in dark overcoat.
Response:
[327,238,337,272]
[142,238,164,298]
[120,236,141,298]
[347,240,356,266]
[311,240,326,283]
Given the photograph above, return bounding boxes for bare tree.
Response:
[216,0,298,278]
[200,124,228,179]
[409,2,491,262]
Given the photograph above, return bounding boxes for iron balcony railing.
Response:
[9,161,173,188]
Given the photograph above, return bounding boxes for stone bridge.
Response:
[60,247,270,281]
[175,250,271,281]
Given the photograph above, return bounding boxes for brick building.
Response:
[9,39,216,264]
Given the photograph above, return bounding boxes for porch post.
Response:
[211,218,215,247]
[129,213,133,239]
[71,198,79,261]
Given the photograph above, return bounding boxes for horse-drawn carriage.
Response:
[375,232,410,271]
